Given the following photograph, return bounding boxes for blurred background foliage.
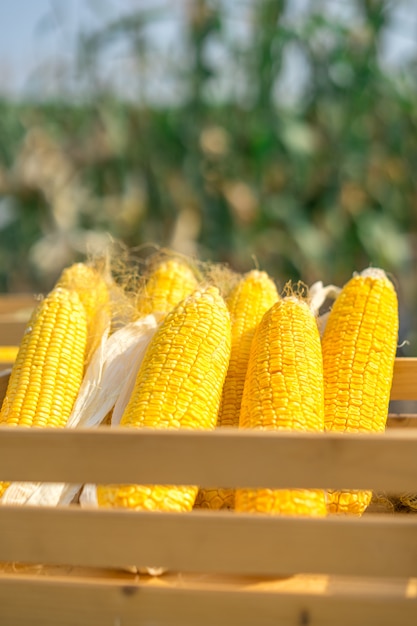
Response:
[1,0,417,349]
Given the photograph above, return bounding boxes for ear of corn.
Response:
[195,270,278,510]
[56,262,110,366]
[0,287,88,499]
[136,257,198,318]
[322,268,399,515]
[235,296,327,517]
[97,285,231,512]
[218,271,279,428]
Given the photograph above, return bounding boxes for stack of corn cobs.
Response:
[0,249,403,516]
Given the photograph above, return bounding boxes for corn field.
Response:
[0,0,417,350]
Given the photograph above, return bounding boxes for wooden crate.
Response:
[0,349,416,624]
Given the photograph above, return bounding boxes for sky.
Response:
[1,0,417,100]
[0,0,75,94]
[0,0,53,59]
[0,0,177,97]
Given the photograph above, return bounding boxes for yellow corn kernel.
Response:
[194,488,236,510]
[322,268,399,516]
[136,257,198,318]
[0,287,87,499]
[56,262,110,365]
[0,483,9,499]
[0,287,87,428]
[235,296,327,517]
[97,285,231,512]
[195,270,278,511]
[220,270,279,428]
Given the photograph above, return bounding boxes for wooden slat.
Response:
[391,358,417,400]
[0,295,36,346]
[0,321,29,346]
[1,566,414,596]
[0,427,416,491]
[0,572,415,626]
[0,506,416,578]
[387,415,417,428]
[0,294,37,316]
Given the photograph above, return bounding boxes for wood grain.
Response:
[0,321,28,346]
[0,294,37,315]
[0,426,416,491]
[0,571,415,626]
[387,415,417,428]
[0,295,36,346]
[391,357,417,400]
[0,506,416,579]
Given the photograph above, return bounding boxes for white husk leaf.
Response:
[111,337,152,426]
[67,314,159,429]
[2,482,42,505]
[1,315,160,506]
[308,281,341,315]
[308,281,341,337]
[8,483,66,506]
[79,483,98,507]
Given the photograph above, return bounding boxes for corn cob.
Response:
[97,285,231,512]
[56,262,110,365]
[136,257,198,318]
[322,268,399,515]
[0,287,88,498]
[195,270,278,510]
[235,296,327,517]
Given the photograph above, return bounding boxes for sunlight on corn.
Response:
[136,257,199,318]
[322,267,399,515]
[97,285,231,512]
[235,295,327,517]
[0,287,88,499]
[56,262,110,366]
[195,269,278,510]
